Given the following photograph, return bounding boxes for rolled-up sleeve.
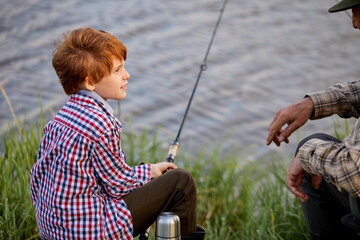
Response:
[307,81,360,120]
[300,138,360,197]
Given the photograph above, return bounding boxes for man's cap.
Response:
[329,0,360,13]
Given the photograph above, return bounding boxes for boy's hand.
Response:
[151,162,177,179]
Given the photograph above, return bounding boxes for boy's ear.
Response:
[83,77,96,91]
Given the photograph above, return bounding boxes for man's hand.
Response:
[267,97,314,146]
[287,153,322,202]
[150,162,177,179]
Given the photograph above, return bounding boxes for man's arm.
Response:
[267,80,360,147]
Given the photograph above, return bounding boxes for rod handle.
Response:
[165,141,179,163]
[163,141,180,174]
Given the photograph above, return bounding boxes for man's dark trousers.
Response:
[296,133,360,240]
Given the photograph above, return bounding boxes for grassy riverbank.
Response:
[0,119,309,240]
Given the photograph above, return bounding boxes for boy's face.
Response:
[94,58,130,101]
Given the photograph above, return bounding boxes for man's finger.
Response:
[288,184,308,202]
[287,170,308,202]
[267,113,287,145]
[278,122,299,142]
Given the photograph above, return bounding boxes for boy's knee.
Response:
[171,168,196,190]
[172,168,194,181]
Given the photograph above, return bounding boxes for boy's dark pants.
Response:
[123,168,197,237]
[296,133,360,240]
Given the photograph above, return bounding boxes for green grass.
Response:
[0,119,309,240]
[0,120,44,240]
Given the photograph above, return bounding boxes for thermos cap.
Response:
[155,212,181,239]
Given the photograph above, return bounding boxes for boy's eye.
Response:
[115,65,123,72]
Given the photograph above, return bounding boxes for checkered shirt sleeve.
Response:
[300,80,360,197]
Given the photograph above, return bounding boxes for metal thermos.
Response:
[155,212,181,240]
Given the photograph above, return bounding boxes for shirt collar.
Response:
[78,90,114,115]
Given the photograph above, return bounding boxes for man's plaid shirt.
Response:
[300,80,360,197]
[30,91,151,239]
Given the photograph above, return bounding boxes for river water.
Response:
[1,0,360,159]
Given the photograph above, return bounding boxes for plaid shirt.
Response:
[300,80,360,197]
[30,91,151,239]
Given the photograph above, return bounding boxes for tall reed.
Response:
[0,84,21,134]
[0,120,43,240]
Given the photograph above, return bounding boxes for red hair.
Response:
[52,28,127,95]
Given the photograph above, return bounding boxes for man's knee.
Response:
[295,133,341,156]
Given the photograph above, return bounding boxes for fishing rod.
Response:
[165,0,229,164]
[139,1,228,239]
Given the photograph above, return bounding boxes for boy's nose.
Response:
[125,70,130,80]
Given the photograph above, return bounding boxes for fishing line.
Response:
[343,9,352,19]
[165,0,229,163]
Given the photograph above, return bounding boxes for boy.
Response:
[30,28,205,239]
